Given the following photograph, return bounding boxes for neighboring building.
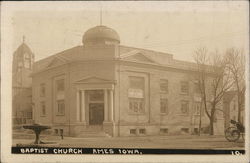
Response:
[32,25,224,136]
[12,38,34,126]
[223,91,245,129]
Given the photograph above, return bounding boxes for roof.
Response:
[14,43,34,57]
[82,25,120,44]
[33,45,202,74]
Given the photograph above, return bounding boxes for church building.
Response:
[32,25,224,136]
[12,38,34,126]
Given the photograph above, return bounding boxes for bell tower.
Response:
[12,36,34,88]
[12,36,34,125]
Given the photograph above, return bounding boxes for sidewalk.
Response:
[13,133,245,149]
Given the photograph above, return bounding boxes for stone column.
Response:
[104,89,108,122]
[81,90,86,122]
[76,90,80,122]
[109,89,114,122]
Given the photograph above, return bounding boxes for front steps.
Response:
[76,125,111,138]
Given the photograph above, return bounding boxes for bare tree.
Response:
[225,48,245,124]
[194,47,233,135]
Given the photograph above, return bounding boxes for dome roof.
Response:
[14,43,33,57]
[82,25,120,44]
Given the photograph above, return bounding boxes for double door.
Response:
[89,103,104,125]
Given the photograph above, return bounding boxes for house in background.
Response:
[31,25,225,137]
[223,91,245,129]
[12,38,34,126]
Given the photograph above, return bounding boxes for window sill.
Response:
[128,112,146,115]
[160,113,168,115]
[40,115,46,117]
[177,114,189,116]
[138,133,146,135]
[56,114,65,116]
[180,93,189,95]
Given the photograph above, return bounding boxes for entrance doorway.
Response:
[87,90,104,125]
[89,103,104,125]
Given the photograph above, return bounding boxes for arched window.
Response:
[24,53,31,68]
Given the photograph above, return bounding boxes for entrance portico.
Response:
[74,76,115,136]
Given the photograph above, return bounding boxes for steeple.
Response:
[12,38,35,87]
[22,35,26,43]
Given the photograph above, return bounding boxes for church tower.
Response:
[12,37,34,125]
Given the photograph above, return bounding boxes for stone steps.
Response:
[77,126,110,138]
[76,131,110,138]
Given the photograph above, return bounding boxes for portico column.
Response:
[76,90,80,122]
[109,89,114,122]
[104,89,108,122]
[81,90,86,122]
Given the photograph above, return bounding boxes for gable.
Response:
[47,56,67,68]
[120,48,157,64]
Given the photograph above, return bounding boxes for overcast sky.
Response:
[11,1,249,62]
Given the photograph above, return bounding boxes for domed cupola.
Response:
[82,25,120,45]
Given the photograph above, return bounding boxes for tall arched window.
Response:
[24,53,31,68]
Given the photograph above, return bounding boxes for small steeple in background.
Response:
[22,35,26,43]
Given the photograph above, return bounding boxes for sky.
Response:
[11,1,249,62]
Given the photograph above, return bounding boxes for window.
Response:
[233,101,236,111]
[180,81,189,94]
[194,82,200,93]
[40,101,46,116]
[129,76,144,90]
[181,128,189,133]
[128,76,145,113]
[24,53,31,69]
[17,62,22,71]
[130,129,136,135]
[40,83,45,97]
[160,79,168,93]
[54,129,58,135]
[214,114,217,122]
[193,128,199,135]
[56,79,65,92]
[27,111,32,119]
[89,90,104,102]
[160,98,168,114]
[139,128,146,134]
[57,100,65,115]
[60,129,64,135]
[129,98,144,113]
[160,128,168,134]
[181,100,189,114]
[128,76,144,98]
[194,102,201,115]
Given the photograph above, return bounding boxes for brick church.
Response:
[15,25,225,136]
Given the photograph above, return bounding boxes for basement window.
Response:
[181,128,189,133]
[130,129,136,135]
[139,128,146,134]
[60,129,64,135]
[160,128,168,134]
[193,128,199,135]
